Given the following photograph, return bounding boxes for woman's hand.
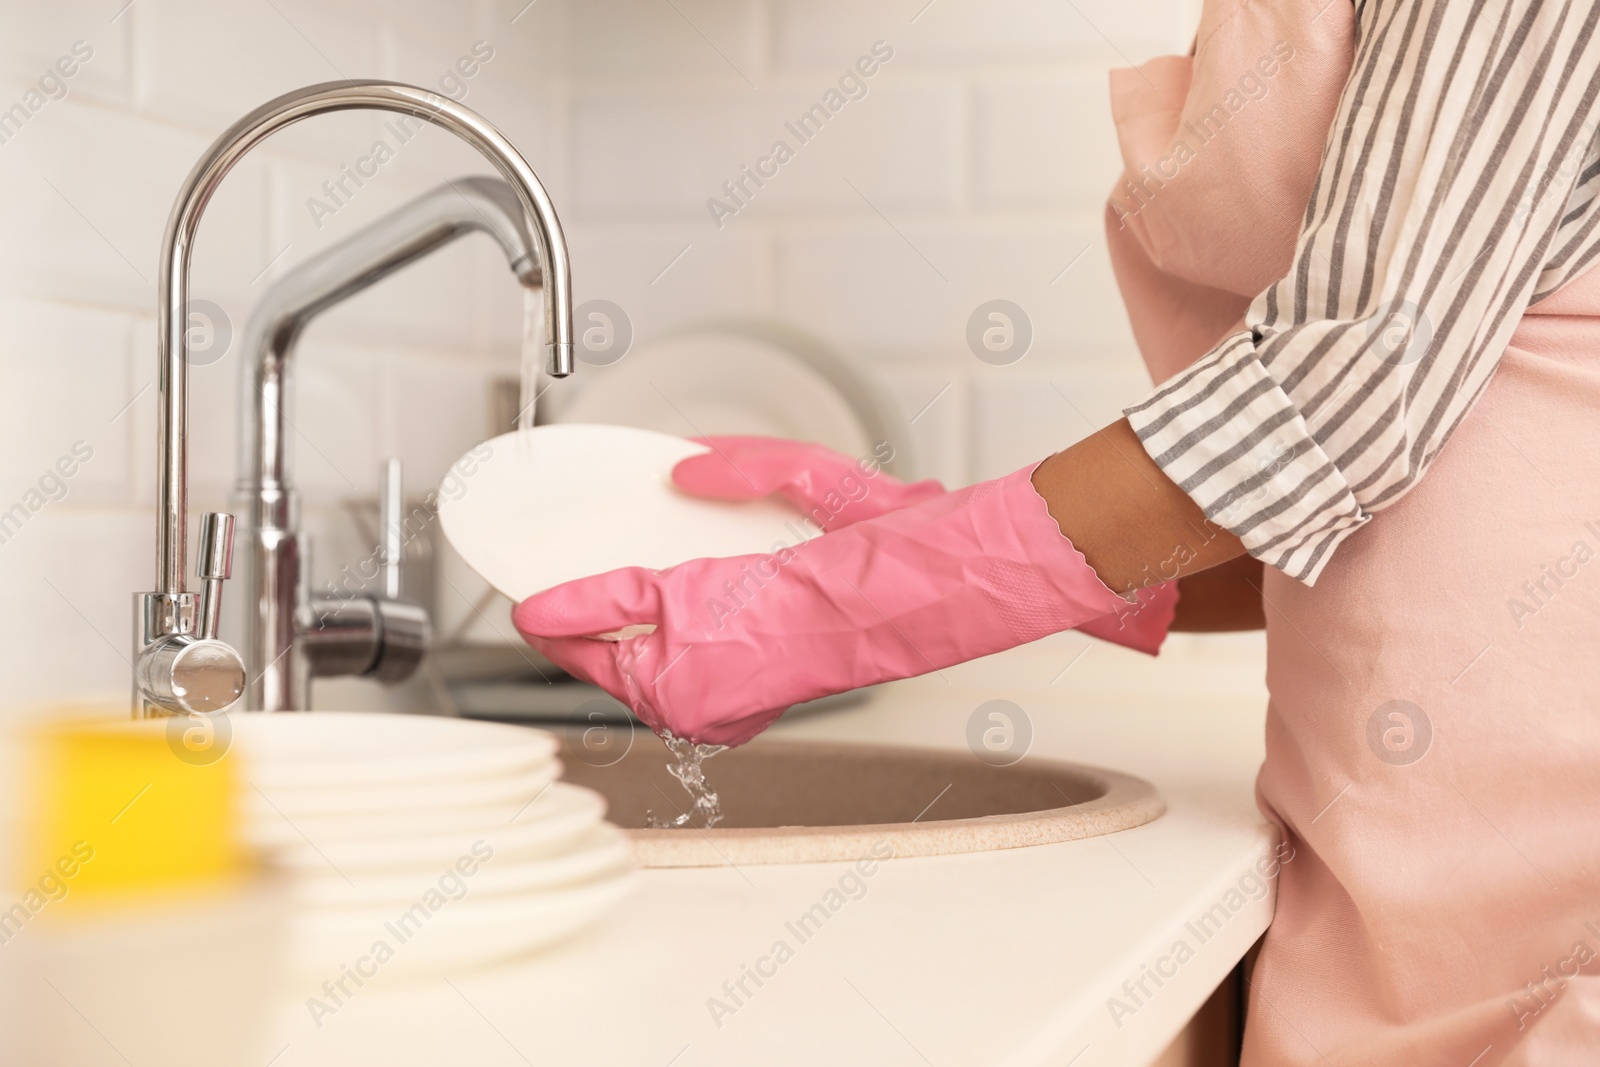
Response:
[670,435,945,530]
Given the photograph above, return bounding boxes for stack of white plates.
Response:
[230,712,633,981]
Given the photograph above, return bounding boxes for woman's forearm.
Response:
[1172,554,1265,631]
[1029,418,1246,593]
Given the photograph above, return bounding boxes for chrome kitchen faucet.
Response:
[236,176,558,711]
[134,81,574,719]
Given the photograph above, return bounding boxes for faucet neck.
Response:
[238,176,549,500]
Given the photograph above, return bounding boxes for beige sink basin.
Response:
[558,737,1164,867]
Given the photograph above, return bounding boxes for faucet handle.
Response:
[298,458,429,685]
[197,511,235,640]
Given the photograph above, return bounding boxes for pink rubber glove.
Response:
[673,436,1178,655]
[672,435,946,532]
[1073,582,1178,654]
[515,464,1141,746]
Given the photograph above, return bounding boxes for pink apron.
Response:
[1106,3,1600,1063]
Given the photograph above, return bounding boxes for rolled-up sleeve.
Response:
[1125,0,1600,583]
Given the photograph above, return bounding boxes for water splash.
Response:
[647,732,727,829]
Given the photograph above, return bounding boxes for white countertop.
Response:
[268,631,1275,1067]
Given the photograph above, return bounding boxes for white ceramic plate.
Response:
[287,866,637,979]
[245,774,561,848]
[241,759,561,819]
[436,423,817,602]
[291,824,634,908]
[231,712,558,788]
[265,782,606,872]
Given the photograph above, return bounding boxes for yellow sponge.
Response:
[21,712,244,908]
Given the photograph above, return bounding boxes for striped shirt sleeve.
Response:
[1124,0,1600,583]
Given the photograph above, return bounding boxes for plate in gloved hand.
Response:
[436,424,819,601]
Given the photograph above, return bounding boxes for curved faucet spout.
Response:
[234,174,561,712]
[241,175,543,506]
[154,80,573,598]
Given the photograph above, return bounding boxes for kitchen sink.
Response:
[557,736,1164,867]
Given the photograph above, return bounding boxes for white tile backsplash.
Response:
[382,349,510,492]
[132,0,383,159]
[772,218,1136,360]
[0,94,262,311]
[264,154,513,354]
[569,89,776,218]
[280,338,383,502]
[877,363,968,486]
[357,0,497,47]
[564,221,771,336]
[127,314,240,507]
[571,79,960,219]
[0,298,133,504]
[772,0,1197,70]
[567,0,765,85]
[968,360,1154,481]
[741,81,964,215]
[972,70,1121,209]
[0,4,131,108]
[0,0,1199,704]
[0,508,148,707]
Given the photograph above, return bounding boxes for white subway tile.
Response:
[569,90,775,219]
[566,0,763,85]
[972,71,1120,210]
[0,95,268,312]
[378,22,549,119]
[266,155,502,354]
[469,236,537,353]
[0,508,149,706]
[968,360,1152,480]
[562,221,770,339]
[876,364,969,486]
[458,70,559,174]
[733,82,962,216]
[773,218,1137,359]
[382,350,505,493]
[0,298,133,506]
[283,338,382,503]
[0,5,130,107]
[768,3,901,71]
[132,0,385,159]
[300,499,381,602]
[127,323,383,507]
[356,0,496,44]
[571,82,958,218]
[315,234,494,353]
[127,315,246,506]
[772,0,1197,70]
[483,0,573,85]
[267,139,447,258]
